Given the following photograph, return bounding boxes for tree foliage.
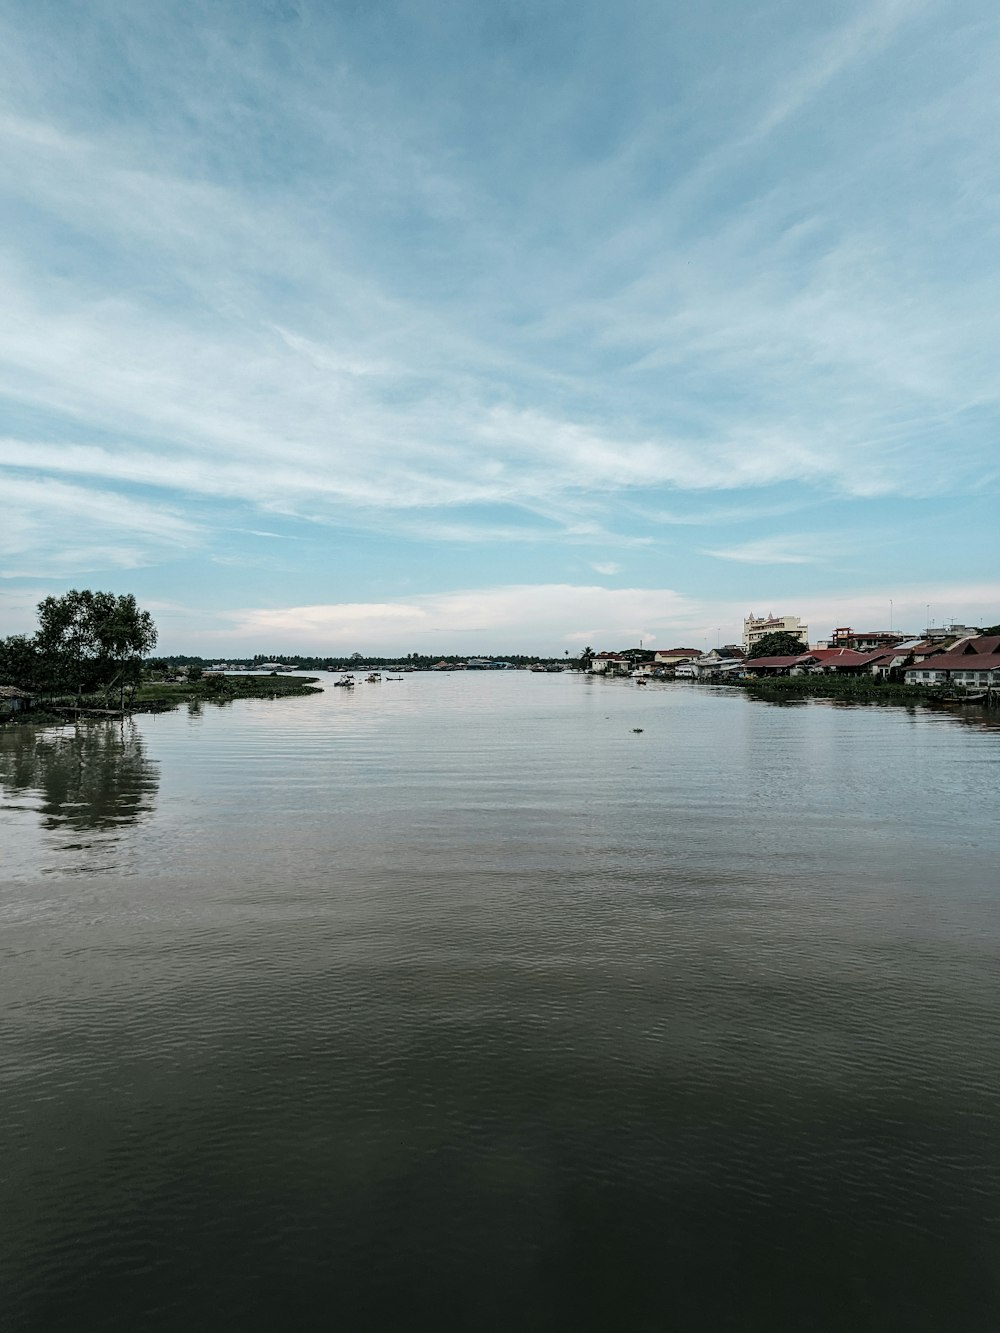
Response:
[0,590,158,705]
[747,630,809,659]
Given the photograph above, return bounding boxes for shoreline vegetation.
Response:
[11,673,323,727]
[734,675,953,705]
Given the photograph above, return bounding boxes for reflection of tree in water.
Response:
[0,721,159,831]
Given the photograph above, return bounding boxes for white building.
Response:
[743,612,809,654]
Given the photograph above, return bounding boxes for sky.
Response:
[1,0,999,656]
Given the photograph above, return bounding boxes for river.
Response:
[2,673,998,1330]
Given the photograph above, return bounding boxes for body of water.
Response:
[2,674,999,1329]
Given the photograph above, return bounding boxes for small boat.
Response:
[333,675,355,688]
[365,672,382,683]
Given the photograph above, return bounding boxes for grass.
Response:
[3,674,324,726]
[133,673,323,710]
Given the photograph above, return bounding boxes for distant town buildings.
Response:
[828,627,909,651]
[923,622,980,642]
[742,612,809,653]
[579,618,999,694]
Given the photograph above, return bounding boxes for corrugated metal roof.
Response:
[746,654,816,667]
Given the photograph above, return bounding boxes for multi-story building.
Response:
[742,612,809,654]
[829,627,910,651]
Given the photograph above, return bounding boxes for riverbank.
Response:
[5,674,323,726]
[134,673,323,710]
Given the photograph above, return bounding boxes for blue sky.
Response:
[1,0,998,654]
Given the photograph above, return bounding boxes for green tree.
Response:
[747,631,809,659]
[579,645,595,669]
[0,635,44,690]
[22,590,158,705]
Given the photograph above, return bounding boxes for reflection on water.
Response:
[0,721,159,871]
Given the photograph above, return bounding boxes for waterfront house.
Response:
[589,652,631,676]
[903,636,1000,688]
[808,648,885,674]
[653,647,702,667]
[0,685,33,717]
[744,654,818,676]
[674,649,747,680]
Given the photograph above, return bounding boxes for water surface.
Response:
[2,675,998,1329]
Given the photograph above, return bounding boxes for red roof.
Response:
[746,654,816,668]
[954,635,1000,655]
[809,648,874,666]
[908,651,1000,672]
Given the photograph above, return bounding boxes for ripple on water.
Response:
[2,678,999,1328]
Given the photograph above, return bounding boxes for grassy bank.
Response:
[133,673,323,710]
[5,674,323,726]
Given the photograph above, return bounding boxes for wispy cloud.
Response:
[1,1,998,627]
[704,536,821,566]
[0,474,200,578]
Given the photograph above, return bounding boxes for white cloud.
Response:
[591,561,622,575]
[704,536,821,565]
[214,583,694,652]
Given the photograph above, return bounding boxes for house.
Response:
[0,685,33,717]
[907,639,949,662]
[744,654,818,676]
[673,647,747,680]
[698,646,745,665]
[681,657,747,680]
[652,647,702,667]
[589,652,632,676]
[903,636,1000,688]
[807,648,886,674]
